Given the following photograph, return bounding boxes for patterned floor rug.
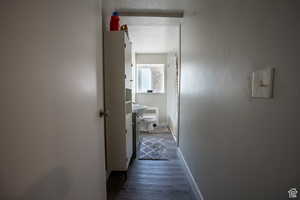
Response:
[139,133,172,160]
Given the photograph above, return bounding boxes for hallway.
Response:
[1,1,299,200]
[107,132,196,200]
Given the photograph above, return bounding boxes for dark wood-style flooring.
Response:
[107,132,196,200]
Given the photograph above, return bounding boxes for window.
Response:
[137,64,165,93]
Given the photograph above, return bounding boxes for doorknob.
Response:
[99,110,109,118]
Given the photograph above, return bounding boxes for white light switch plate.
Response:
[251,68,275,98]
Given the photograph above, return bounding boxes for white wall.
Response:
[166,53,179,139]
[0,0,106,199]
[136,53,167,64]
[135,54,167,124]
[127,25,180,53]
[179,1,300,200]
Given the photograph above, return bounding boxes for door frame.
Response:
[112,12,184,147]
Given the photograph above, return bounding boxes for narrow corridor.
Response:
[107,132,196,200]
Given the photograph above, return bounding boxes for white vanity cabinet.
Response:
[104,31,133,174]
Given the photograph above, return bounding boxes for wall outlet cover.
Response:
[251,68,275,98]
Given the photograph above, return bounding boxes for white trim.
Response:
[169,126,177,143]
[177,148,204,200]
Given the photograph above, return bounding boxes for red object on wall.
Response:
[110,11,120,31]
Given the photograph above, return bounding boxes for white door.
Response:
[125,38,132,89]
[97,19,107,192]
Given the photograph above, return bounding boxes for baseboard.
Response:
[177,148,204,200]
[169,126,177,142]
